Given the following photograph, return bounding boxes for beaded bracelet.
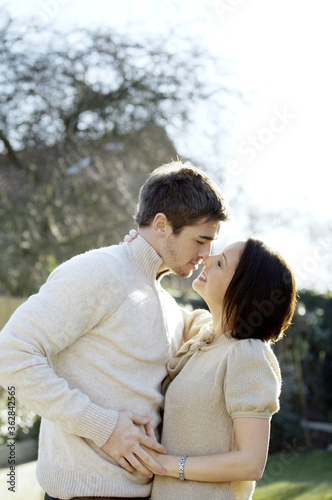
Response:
[179,455,188,481]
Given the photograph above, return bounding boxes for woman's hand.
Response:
[121,229,138,243]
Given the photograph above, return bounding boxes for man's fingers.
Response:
[141,433,166,454]
[117,457,136,474]
[130,413,153,427]
[134,446,165,475]
[145,422,157,441]
[101,411,166,477]
[125,452,154,478]
[130,414,166,452]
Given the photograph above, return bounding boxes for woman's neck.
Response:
[211,308,229,344]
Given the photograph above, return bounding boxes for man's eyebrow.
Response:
[198,235,216,241]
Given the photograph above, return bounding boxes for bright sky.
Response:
[2,0,331,292]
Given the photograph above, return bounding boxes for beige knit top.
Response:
[151,325,281,500]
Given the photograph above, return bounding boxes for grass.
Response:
[254,450,332,500]
[0,450,331,500]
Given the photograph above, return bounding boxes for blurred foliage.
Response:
[270,290,332,452]
[0,9,231,296]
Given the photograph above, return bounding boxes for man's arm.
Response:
[0,256,166,477]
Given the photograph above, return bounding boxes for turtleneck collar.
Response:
[126,234,164,283]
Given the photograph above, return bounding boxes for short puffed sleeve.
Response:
[225,339,281,419]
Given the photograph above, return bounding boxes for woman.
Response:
[144,237,296,500]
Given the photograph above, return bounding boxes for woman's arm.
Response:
[146,417,270,482]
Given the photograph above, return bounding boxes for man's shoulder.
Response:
[49,244,132,285]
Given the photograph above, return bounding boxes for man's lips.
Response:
[190,262,199,271]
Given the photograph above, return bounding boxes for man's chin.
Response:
[173,268,193,278]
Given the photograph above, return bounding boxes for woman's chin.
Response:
[192,279,204,296]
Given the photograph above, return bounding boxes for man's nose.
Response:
[198,242,212,261]
[202,254,212,267]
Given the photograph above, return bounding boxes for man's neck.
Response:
[138,227,167,276]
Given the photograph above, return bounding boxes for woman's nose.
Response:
[203,255,211,267]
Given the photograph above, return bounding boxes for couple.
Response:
[0,161,296,500]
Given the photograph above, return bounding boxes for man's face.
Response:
[160,219,220,278]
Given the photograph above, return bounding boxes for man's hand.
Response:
[101,411,166,478]
[141,422,168,468]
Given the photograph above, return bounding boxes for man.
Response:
[0,160,229,500]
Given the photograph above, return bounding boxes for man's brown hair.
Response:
[135,160,230,234]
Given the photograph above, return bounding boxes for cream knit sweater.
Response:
[0,235,206,499]
[151,326,281,500]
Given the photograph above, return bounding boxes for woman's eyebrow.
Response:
[223,252,228,266]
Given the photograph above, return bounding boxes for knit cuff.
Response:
[71,403,119,448]
[231,411,272,419]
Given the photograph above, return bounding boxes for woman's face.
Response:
[193,241,245,308]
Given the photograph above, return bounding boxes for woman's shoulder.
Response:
[231,336,277,356]
[228,337,281,379]
[225,338,282,418]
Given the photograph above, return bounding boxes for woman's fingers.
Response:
[123,229,138,242]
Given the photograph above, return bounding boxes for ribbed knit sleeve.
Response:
[225,339,281,419]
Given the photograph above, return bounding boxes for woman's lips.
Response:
[198,271,207,282]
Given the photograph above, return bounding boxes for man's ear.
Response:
[152,213,170,237]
